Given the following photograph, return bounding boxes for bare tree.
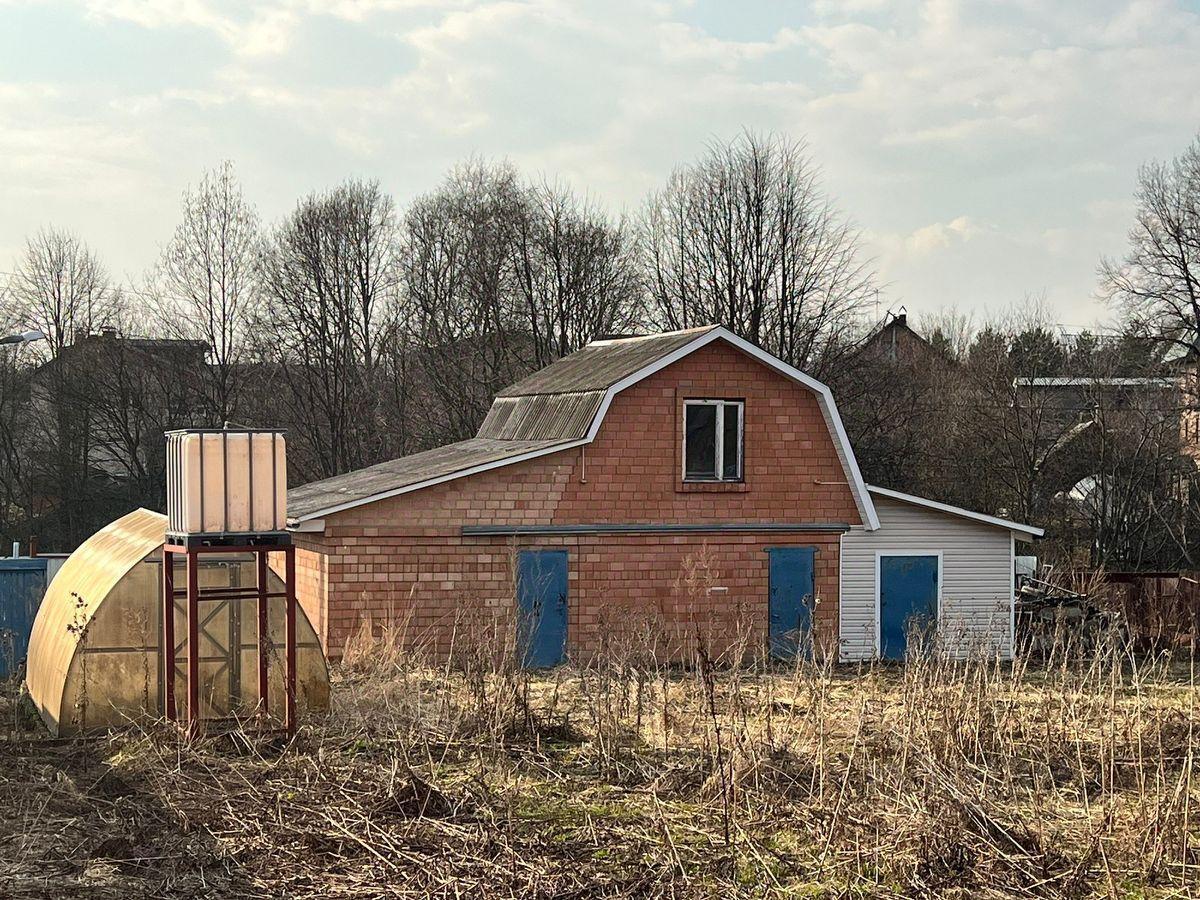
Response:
[514,181,642,367]
[154,161,261,424]
[642,132,875,376]
[257,179,402,480]
[1103,133,1200,355]
[10,227,112,356]
[402,161,640,444]
[401,161,533,444]
[6,229,117,546]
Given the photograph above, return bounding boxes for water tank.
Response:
[166,430,287,537]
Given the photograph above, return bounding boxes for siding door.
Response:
[0,559,48,679]
[879,555,939,660]
[517,550,568,668]
[768,547,815,660]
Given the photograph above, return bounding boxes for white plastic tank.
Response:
[166,430,287,536]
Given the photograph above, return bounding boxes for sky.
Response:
[2,0,1200,330]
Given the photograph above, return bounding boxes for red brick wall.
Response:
[297,340,861,660]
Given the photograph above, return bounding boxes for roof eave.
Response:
[867,484,1044,537]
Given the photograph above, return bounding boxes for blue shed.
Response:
[0,558,49,678]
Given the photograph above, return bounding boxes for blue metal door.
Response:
[879,555,939,660]
[768,547,815,660]
[0,559,49,678]
[517,550,568,668]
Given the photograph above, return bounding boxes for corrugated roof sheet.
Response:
[498,326,717,397]
[288,327,725,519]
[476,391,606,441]
[288,437,570,519]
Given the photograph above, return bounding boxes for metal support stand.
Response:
[256,551,269,712]
[284,545,297,735]
[163,539,297,738]
[185,548,200,739]
[162,548,176,722]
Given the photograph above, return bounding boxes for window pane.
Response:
[722,403,741,479]
[685,404,717,478]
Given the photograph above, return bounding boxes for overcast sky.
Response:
[2,0,1200,329]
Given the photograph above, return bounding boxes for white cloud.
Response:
[3,0,1200,327]
[905,216,980,255]
[83,0,299,56]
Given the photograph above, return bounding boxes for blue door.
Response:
[768,547,815,660]
[879,555,939,660]
[0,559,49,678]
[517,550,568,668]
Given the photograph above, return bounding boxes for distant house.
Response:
[856,311,942,366]
[287,326,1039,665]
[29,328,208,479]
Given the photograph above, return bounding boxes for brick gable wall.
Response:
[294,340,862,660]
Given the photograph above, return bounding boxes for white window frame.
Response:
[682,399,744,482]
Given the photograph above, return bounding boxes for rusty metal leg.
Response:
[162,548,176,722]
[256,549,269,718]
[284,546,297,736]
[186,548,200,739]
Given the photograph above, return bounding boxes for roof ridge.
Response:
[588,325,717,346]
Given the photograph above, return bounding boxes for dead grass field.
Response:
[0,621,1197,900]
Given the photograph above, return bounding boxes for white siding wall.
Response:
[840,495,1015,661]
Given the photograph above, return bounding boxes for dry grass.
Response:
[0,616,1196,900]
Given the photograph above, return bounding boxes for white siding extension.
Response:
[840,494,1019,661]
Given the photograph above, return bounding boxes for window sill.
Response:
[678,480,750,493]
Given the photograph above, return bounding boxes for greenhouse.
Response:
[27,508,329,737]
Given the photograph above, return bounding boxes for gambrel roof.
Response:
[288,326,879,529]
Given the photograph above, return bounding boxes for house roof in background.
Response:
[288,438,572,520]
[1013,377,1175,388]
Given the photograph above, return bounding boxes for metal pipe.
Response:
[186,549,200,739]
[257,550,269,717]
[284,546,297,736]
[162,550,176,721]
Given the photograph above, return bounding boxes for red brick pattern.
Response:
[296,340,862,660]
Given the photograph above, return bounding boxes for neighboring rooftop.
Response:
[856,311,935,364]
[1013,377,1175,388]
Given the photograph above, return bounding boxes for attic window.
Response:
[684,400,743,481]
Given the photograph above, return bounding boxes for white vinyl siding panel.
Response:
[840,495,1015,661]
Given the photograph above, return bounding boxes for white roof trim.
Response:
[292,327,880,529]
[290,518,326,533]
[867,485,1044,538]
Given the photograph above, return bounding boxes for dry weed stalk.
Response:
[0,555,1197,898]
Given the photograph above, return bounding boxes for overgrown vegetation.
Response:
[1,623,1196,898]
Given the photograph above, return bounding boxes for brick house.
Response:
[286,326,881,663]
